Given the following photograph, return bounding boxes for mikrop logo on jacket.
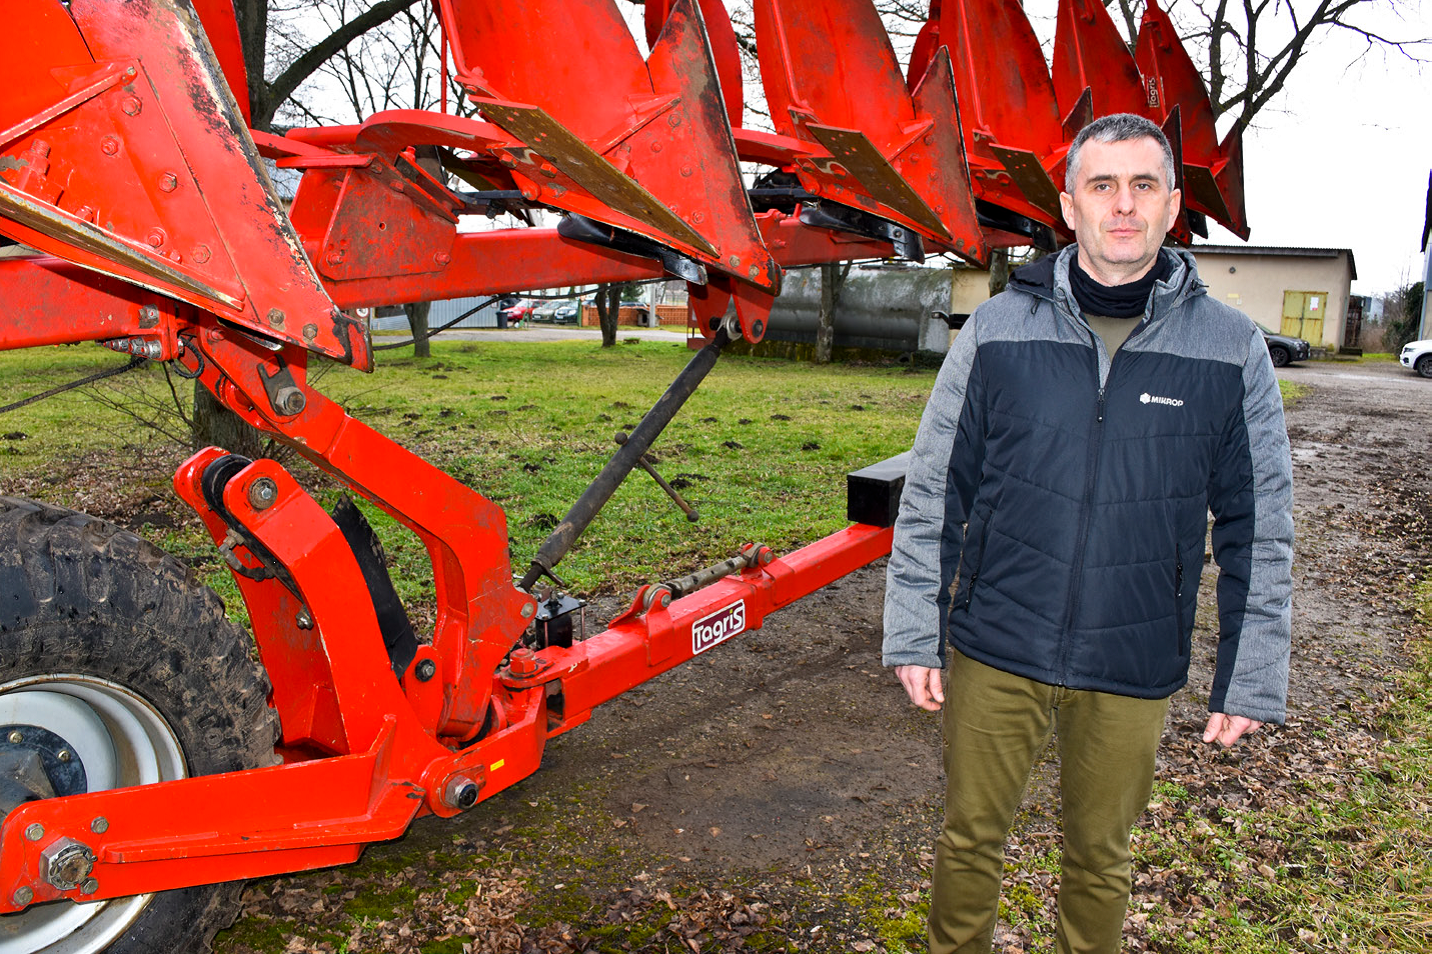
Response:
[1139,392,1184,407]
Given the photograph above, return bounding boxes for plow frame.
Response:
[0,0,1243,934]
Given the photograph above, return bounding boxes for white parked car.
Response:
[1400,339,1432,378]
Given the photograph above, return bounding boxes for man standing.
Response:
[882,113,1292,954]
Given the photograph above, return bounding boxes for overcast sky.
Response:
[1190,3,1432,298]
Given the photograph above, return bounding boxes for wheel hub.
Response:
[0,679,186,954]
[0,726,88,821]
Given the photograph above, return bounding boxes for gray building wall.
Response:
[369,296,502,331]
[765,265,955,353]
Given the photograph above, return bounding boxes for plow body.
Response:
[0,0,1246,944]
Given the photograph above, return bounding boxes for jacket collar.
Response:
[1009,246,1205,320]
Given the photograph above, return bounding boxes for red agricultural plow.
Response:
[0,0,1243,949]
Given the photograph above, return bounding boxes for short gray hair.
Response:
[1064,113,1177,192]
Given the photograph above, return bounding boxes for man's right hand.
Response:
[895,665,945,711]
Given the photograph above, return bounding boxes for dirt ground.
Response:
[4,353,1426,951]
[193,356,1432,952]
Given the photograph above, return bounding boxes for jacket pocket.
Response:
[955,516,991,611]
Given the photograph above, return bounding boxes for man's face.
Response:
[1059,137,1181,285]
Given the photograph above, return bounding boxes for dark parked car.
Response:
[1258,325,1311,368]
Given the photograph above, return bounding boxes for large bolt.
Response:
[266,308,285,328]
[12,887,32,907]
[272,387,306,416]
[25,824,44,842]
[414,659,437,682]
[42,839,96,891]
[247,477,279,510]
[508,647,539,678]
[442,775,480,811]
[146,229,165,248]
[100,136,120,157]
[158,172,178,193]
[90,817,109,835]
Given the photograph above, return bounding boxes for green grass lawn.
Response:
[0,339,928,604]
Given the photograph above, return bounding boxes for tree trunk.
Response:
[815,262,851,365]
[988,248,1011,298]
[597,285,620,347]
[404,301,432,358]
[192,384,266,458]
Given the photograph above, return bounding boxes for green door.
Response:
[1281,290,1326,345]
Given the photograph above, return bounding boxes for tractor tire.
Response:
[0,496,279,954]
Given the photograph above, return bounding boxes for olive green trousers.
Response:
[930,650,1171,954]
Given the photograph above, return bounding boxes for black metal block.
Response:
[535,593,586,649]
[846,451,910,528]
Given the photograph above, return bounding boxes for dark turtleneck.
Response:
[1069,249,1175,319]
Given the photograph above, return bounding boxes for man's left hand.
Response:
[1202,712,1263,747]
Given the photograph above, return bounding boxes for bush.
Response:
[1382,280,1424,351]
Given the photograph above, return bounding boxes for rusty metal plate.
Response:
[990,145,1062,221]
[804,124,949,239]
[0,182,240,306]
[479,100,718,257]
[1182,162,1231,225]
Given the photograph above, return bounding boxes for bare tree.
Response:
[596,285,623,347]
[233,0,427,132]
[815,262,854,364]
[1116,0,1427,133]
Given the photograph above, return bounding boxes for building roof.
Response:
[1189,244,1356,281]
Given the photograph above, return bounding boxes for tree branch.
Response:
[257,0,424,128]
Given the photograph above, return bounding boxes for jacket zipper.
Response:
[1059,379,1105,683]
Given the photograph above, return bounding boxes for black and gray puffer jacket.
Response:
[882,246,1293,723]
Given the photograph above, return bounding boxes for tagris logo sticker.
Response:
[692,600,747,655]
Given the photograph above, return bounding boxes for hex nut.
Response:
[415,659,437,682]
[272,387,306,416]
[24,824,44,842]
[90,817,109,835]
[42,839,96,891]
[443,775,479,811]
[12,887,32,906]
[247,477,279,510]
